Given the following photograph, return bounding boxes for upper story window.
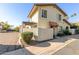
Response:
[58,14,61,20]
[41,9,47,18]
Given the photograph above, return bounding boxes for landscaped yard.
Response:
[0,32,79,55]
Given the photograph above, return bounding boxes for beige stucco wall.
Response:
[38,6,69,34]
[38,6,67,27]
[29,6,69,31]
[38,20,49,28]
[35,28,53,41]
[22,28,38,36]
[38,6,67,24]
[30,11,39,23]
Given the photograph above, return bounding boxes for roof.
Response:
[22,21,37,25]
[28,3,68,18]
[63,19,71,26]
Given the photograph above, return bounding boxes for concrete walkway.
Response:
[3,48,31,55]
[2,34,79,55]
[24,35,76,55]
[54,35,79,55]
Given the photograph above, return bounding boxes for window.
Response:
[58,14,61,20]
[41,9,47,18]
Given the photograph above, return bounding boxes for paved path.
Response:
[3,48,30,55]
[24,35,79,55]
[2,34,79,55]
[0,32,22,54]
[54,35,79,55]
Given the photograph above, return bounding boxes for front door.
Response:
[50,26,56,38]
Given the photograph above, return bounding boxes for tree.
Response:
[14,26,19,32]
[71,23,79,29]
[3,22,11,30]
[71,13,77,17]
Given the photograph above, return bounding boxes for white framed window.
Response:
[41,9,47,18]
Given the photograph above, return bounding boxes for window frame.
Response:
[58,14,61,20]
[41,9,47,18]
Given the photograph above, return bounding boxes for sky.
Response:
[0,3,79,27]
[0,3,33,27]
[57,3,79,23]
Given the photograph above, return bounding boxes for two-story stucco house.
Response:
[21,4,71,41]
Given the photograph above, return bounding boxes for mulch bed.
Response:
[20,39,54,47]
[20,39,39,47]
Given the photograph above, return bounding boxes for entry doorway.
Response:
[49,21,58,38]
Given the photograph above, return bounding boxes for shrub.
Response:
[63,30,72,35]
[2,23,11,30]
[75,29,79,34]
[14,27,19,32]
[21,32,33,44]
[57,31,64,37]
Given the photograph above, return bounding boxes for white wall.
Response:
[30,11,39,23]
[35,28,53,41]
[70,29,75,34]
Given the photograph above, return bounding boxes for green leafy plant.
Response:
[14,26,19,32]
[57,31,64,37]
[63,29,72,35]
[21,32,33,44]
[75,29,79,34]
[2,22,11,30]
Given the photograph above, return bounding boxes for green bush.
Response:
[14,27,19,32]
[57,30,72,37]
[57,31,64,37]
[63,30,72,35]
[75,29,79,34]
[21,32,33,44]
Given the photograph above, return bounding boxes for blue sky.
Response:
[58,3,79,23]
[0,3,79,27]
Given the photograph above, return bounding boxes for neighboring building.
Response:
[21,4,71,41]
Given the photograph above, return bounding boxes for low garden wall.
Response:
[36,28,53,41]
[20,27,53,42]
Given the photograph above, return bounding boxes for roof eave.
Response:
[27,3,68,18]
[63,19,71,26]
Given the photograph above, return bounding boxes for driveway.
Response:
[54,35,79,55]
[0,32,22,54]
